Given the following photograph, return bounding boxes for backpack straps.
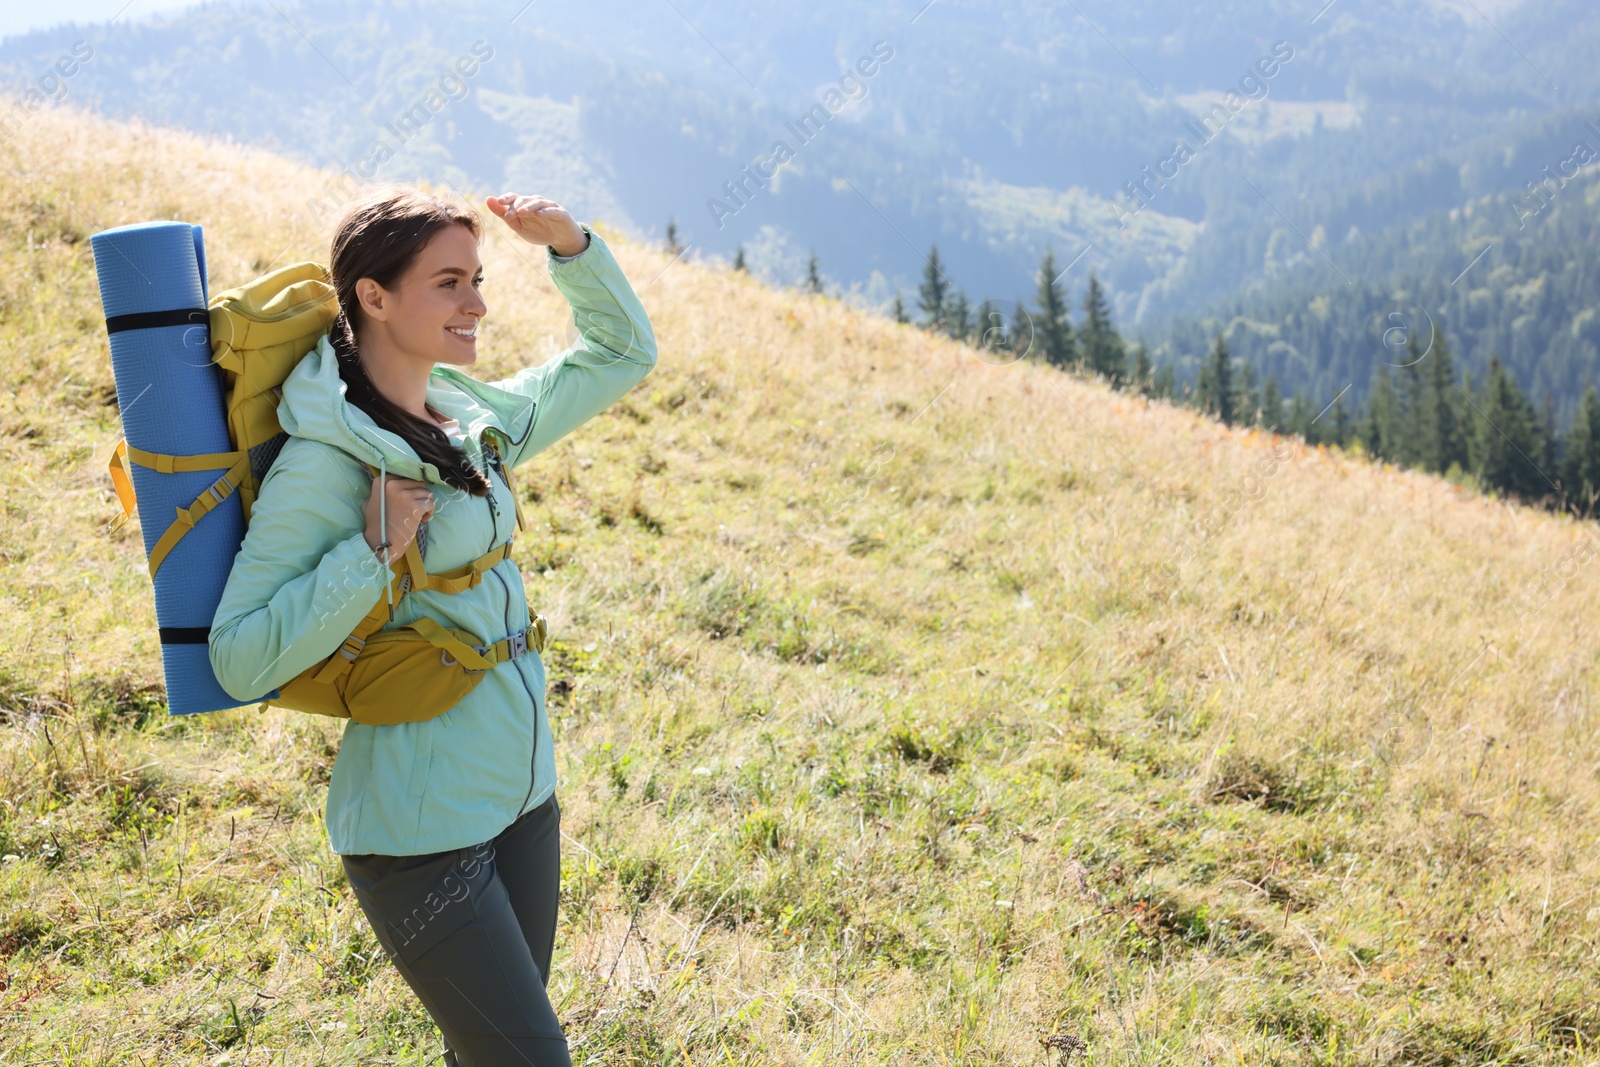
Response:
[483,433,528,532]
[314,451,522,687]
[403,539,516,594]
[108,437,252,578]
[408,613,548,671]
[310,538,517,685]
[311,582,397,684]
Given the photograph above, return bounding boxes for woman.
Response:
[208,184,658,1064]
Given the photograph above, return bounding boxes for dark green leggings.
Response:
[341,793,573,1066]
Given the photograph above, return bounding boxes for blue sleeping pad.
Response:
[92,220,272,715]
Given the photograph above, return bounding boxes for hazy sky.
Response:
[0,0,238,44]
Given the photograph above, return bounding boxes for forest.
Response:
[849,237,1600,519]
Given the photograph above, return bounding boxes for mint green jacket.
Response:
[208,227,656,856]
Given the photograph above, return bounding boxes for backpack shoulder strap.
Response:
[107,436,250,578]
[482,433,528,533]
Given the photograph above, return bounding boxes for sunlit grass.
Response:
[2,97,1598,1065]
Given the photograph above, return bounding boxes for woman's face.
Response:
[356,223,487,369]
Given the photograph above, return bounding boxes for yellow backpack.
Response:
[108,261,546,725]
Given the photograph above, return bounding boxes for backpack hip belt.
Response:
[275,434,542,725]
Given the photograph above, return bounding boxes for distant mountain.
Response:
[4,0,1597,405]
[1155,162,1600,423]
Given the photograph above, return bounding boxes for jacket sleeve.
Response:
[208,438,392,703]
[489,225,659,469]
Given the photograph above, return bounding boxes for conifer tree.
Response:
[1131,344,1152,394]
[1287,392,1315,442]
[973,299,998,349]
[1563,384,1600,513]
[1237,359,1259,426]
[946,289,971,343]
[665,218,682,255]
[1535,392,1561,492]
[806,251,823,294]
[1364,364,1397,461]
[1152,362,1176,400]
[1260,377,1284,432]
[919,245,949,331]
[1329,392,1351,448]
[1011,298,1034,360]
[1080,273,1126,384]
[1199,334,1235,426]
[891,292,908,324]
[1034,251,1075,368]
[732,245,747,272]
[1420,331,1466,474]
[1473,357,1545,501]
[1395,342,1427,467]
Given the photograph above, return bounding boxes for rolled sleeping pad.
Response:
[92,220,265,715]
[192,224,208,305]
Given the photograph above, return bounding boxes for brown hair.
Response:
[327,184,491,497]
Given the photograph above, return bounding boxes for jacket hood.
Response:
[277,331,538,482]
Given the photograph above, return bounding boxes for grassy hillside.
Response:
[3,99,1600,1065]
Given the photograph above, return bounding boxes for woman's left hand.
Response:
[485,193,589,257]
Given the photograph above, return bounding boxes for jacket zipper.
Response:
[482,432,541,818]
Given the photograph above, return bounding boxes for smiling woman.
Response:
[206,181,652,1066]
[327,193,498,504]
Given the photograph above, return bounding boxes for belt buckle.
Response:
[508,630,528,659]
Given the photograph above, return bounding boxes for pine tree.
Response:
[919,245,949,331]
[1563,384,1600,514]
[1395,340,1427,467]
[1536,392,1560,481]
[891,292,909,324]
[1329,392,1351,448]
[1260,377,1284,432]
[1473,357,1545,501]
[1287,392,1315,442]
[1420,331,1466,474]
[1237,360,1259,426]
[665,218,682,255]
[1199,334,1235,426]
[946,289,971,343]
[732,245,747,272]
[1364,364,1397,461]
[1079,273,1126,384]
[1034,251,1075,368]
[1152,362,1175,400]
[806,251,823,294]
[1011,298,1035,361]
[973,299,998,349]
[1131,344,1152,394]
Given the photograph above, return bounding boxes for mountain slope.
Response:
[2,101,1599,1063]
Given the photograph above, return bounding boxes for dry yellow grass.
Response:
[2,97,1599,1064]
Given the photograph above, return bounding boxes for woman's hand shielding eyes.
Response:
[485,193,589,258]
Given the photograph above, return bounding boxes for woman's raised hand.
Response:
[485,193,589,258]
[362,473,436,561]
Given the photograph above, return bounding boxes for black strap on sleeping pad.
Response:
[105,308,209,334]
[159,626,211,644]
